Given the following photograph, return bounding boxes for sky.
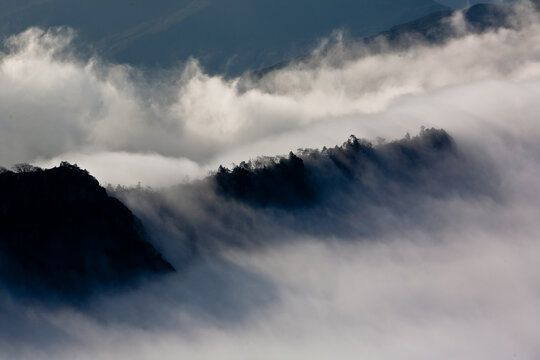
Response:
[0,0,449,75]
[1,1,540,359]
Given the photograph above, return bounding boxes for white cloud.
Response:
[3,3,540,359]
[1,5,540,186]
[35,151,204,187]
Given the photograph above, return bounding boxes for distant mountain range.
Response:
[436,0,515,8]
[364,3,514,50]
[252,2,517,77]
[0,0,451,75]
[0,128,488,300]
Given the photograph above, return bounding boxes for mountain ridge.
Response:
[0,162,174,299]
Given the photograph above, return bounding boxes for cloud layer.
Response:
[0,2,536,186]
[2,2,540,359]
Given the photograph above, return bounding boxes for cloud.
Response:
[2,2,540,359]
[35,151,204,187]
[0,2,538,185]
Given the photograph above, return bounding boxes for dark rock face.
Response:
[0,162,174,298]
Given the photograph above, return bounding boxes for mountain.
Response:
[0,162,174,299]
[0,0,449,75]
[366,4,512,48]
[117,128,491,255]
[436,0,515,9]
[0,129,488,299]
[214,128,458,209]
[252,2,517,77]
[374,3,514,45]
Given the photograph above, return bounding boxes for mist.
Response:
[2,1,540,359]
[0,1,534,186]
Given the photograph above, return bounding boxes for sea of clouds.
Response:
[2,1,540,359]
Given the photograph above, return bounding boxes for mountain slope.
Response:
[437,0,515,9]
[252,2,517,77]
[376,3,513,45]
[0,162,174,298]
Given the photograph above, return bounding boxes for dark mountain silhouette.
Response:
[0,0,448,75]
[214,128,462,209]
[0,130,491,300]
[0,162,174,298]
[114,128,495,263]
[373,3,513,46]
[215,152,315,208]
[437,0,514,7]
